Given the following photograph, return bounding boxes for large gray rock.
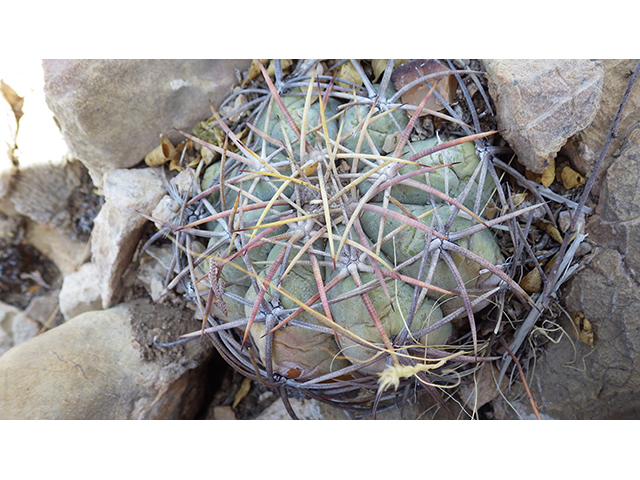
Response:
[536,248,640,419]
[563,59,640,196]
[43,59,251,185]
[484,59,603,173]
[532,75,640,419]
[0,299,211,419]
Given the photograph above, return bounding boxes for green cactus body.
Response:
[359,203,504,316]
[325,253,448,374]
[257,88,341,147]
[201,160,294,208]
[244,241,350,380]
[358,137,495,210]
[170,61,520,408]
[341,84,409,155]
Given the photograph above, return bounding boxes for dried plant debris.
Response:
[144,59,609,419]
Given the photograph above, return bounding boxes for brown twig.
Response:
[499,337,541,420]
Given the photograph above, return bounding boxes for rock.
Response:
[58,262,102,320]
[212,405,237,420]
[43,60,251,185]
[257,396,324,420]
[10,312,39,345]
[1,295,59,352]
[592,127,640,223]
[588,128,640,282]
[9,155,83,228]
[532,89,640,419]
[150,194,180,229]
[90,167,166,309]
[563,60,640,195]
[456,362,508,412]
[136,244,177,303]
[0,301,21,356]
[484,59,603,173]
[25,221,88,276]
[0,299,212,419]
[535,248,640,419]
[22,294,60,326]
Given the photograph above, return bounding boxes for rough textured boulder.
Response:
[531,63,640,419]
[43,59,251,185]
[563,59,640,195]
[484,59,603,173]
[0,299,211,419]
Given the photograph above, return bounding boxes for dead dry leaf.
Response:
[371,59,389,83]
[571,311,594,347]
[267,59,293,78]
[0,79,24,121]
[520,267,542,294]
[537,221,564,243]
[245,59,269,84]
[484,200,497,220]
[500,193,528,216]
[560,165,586,190]
[511,192,528,209]
[337,61,363,88]
[232,377,252,408]
[144,134,176,167]
[525,157,555,188]
[371,59,411,83]
[193,121,225,147]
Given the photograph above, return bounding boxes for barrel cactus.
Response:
[151,60,539,418]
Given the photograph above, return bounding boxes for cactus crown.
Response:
[151,60,543,418]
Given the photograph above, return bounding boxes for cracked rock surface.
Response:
[484,59,603,173]
[0,299,211,419]
[532,66,640,419]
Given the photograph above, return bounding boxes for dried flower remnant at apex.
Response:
[148,59,553,418]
